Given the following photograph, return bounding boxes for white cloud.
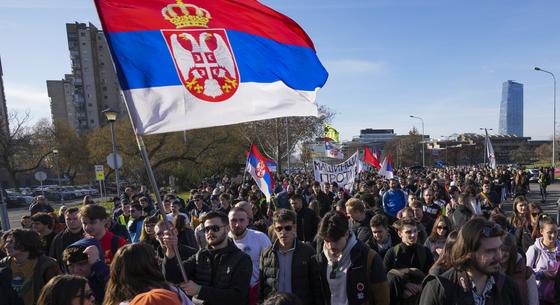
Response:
[324,59,386,75]
[3,81,51,124]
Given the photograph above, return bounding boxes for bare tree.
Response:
[239,105,334,172]
[0,112,53,187]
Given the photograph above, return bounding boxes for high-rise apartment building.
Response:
[498,80,523,136]
[47,22,124,132]
[0,56,9,135]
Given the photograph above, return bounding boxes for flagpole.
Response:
[118,91,189,283]
[285,117,290,176]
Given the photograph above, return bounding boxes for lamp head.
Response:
[102,108,119,122]
[52,149,59,155]
[534,67,541,71]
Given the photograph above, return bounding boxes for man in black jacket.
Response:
[49,207,84,271]
[384,217,434,305]
[419,218,522,305]
[259,209,322,305]
[290,194,319,243]
[162,211,252,305]
[310,181,332,217]
[345,198,374,243]
[314,212,389,305]
[367,214,400,259]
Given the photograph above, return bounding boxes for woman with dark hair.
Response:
[0,229,60,305]
[37,274,94,305]
[509,196,534,253]
[173,214,198,249]
[139,215,161,253]
[424,215,452,259]
[429,230,458,275]
[103,243,191,305]
[501,234,538,305]
[528,202,543,240]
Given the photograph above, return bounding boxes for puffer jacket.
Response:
[259,239,322,305]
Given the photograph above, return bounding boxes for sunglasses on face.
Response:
[274,225,293,232]
[204,225,225,233]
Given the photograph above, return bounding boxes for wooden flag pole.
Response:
[118,91,189,283]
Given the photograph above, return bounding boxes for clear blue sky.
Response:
[0,0,558,141]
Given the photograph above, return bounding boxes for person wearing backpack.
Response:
[383,217,434,305]
[419,218,522,305]
[525,215,560,305]
[314,211,389,305]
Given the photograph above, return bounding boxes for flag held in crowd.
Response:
[246,144,274,200]
[324,124,340,143]
[94,0,328,135]
[378,155,394,179]
[324,138,344,159]
[363,146,381,170]
[485,129,497,170]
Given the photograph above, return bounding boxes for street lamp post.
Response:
[52,149,63,203]
[440,135,450,165]
[102,108,121,198]
[534,67,557,169]
[479,128,493,166]
[410,115,425,167]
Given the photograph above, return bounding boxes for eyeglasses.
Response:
[204,225,226,233]
[274,225,293,232]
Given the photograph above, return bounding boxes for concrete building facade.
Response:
[47,22,124,132]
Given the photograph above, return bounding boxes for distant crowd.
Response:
[0,165,557,305]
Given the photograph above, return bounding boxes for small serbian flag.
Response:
[378,155,394,179]
[264,158,277,172]
[246,144,274,200]
[325,138,344,159]
[94,0,328,135]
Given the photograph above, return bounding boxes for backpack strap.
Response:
[110,235,120,257]
[531,246,541,269]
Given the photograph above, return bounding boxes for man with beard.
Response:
[162,211,252,305]
[228,207,271,305]
[419,218,521,305]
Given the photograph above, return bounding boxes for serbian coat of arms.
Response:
[161,1,239,102]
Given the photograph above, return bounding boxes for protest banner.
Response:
[313,151,362,191]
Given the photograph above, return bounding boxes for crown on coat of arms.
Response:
[162,0,211,28]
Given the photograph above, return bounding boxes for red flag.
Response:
[364,146,381,170]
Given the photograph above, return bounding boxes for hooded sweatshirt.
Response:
[525,237,560,282]
[324,233,358,305]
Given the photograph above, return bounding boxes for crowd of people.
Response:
[0,165,557,305]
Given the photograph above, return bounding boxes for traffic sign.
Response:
[94,165,105,181]
[106,153,123,170]
[34,171,47,182]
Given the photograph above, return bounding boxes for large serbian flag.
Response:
[246,144,274,200]
[94,0,328,134]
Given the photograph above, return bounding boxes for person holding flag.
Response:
[246,145,275,201]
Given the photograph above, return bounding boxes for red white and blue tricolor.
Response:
[94,0,328,134]
[246,144,274,200]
